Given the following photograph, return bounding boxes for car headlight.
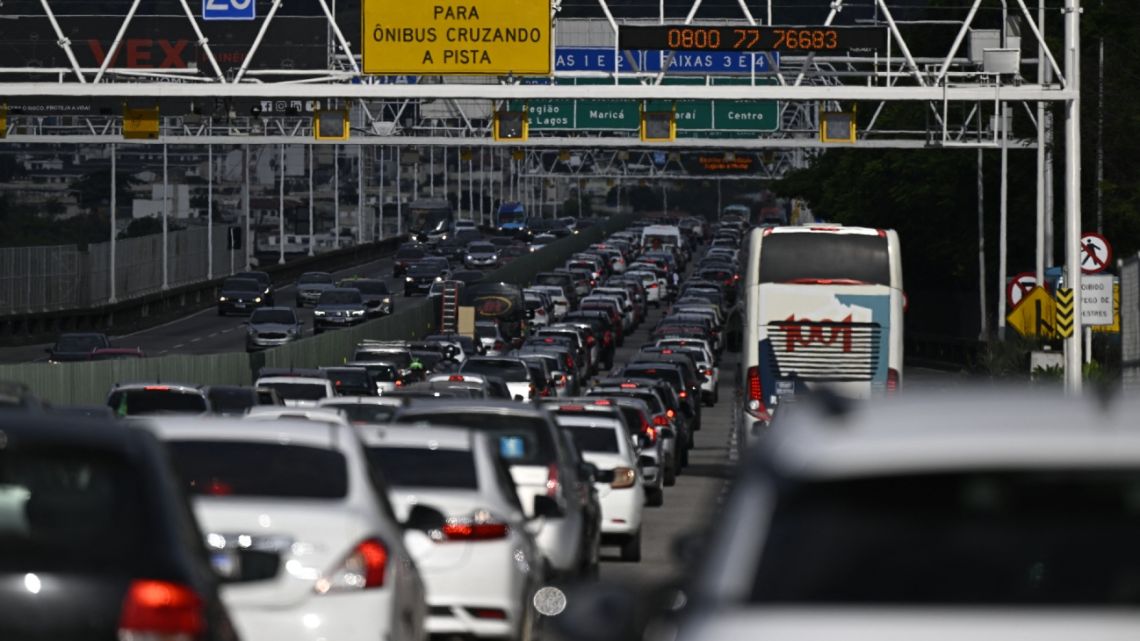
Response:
[264,288,271,295]
[382,297,391,304]
[350,310,365,316]
[529,246,537,252]
[435,276,443,282]
[492,254,499,260]
[219,296,228,302]
[466,255,474,261]
[314,310,326,317]
[254,296,262,303]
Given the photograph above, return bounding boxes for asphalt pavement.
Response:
[0,254,409,364]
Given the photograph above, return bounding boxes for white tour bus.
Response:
[741,225,904,435]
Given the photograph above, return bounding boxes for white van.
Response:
[640,224,683,252]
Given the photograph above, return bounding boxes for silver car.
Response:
[244,307,304,352]
[464,241,501,269]
[295,271,335,307]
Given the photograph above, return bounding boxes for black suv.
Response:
[404,258,451,296]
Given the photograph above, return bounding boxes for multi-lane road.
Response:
[0,254,408,363]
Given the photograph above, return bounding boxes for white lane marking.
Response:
[190,337,202,343]
[116,305,216,339]
[208,333,218,338]
[160,350,169,354]
[222,328,233,334]
[172,344,184,349]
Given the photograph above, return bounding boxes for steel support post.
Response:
[378,146,385,240]
[396,148,403,235]
[357,145,364,245]
[162,142,169,290]
[244,144,251,270]
[978,148,988,339]
[278,144,286,265]
[309,144,315,256]
[997,105,1010,340]
[334,145,340,249]
[1064,0,1083,393]
[207,143,214,279]
[110,143,117,303]
[1036,0,1047,284]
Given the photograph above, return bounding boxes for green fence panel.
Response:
[0,350,252,405]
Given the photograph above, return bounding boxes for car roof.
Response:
[255,376,329,384]
[141,416,340,448]
[319,396,404,407]
[398,399,547,417]
[111,382,202,392]
[765,391,1140,480]
[355,424,476,450]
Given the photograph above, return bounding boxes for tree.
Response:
[72,168,142,215]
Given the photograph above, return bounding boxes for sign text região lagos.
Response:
[362,0,551,75]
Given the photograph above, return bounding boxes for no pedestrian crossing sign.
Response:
[362,0,551,75]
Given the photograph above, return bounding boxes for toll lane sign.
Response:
[362,0,551,75]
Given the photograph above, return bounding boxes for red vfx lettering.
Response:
[87,39,191,68]
[782,314,854,353]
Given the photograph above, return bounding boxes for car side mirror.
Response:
[514,394,524,402]
[577,461,598,481]
[403,504,447,533]
[533,495,565,519]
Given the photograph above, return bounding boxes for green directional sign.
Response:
[507,77,779,134]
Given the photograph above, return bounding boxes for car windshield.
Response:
[324,369,372,393]
[468,243,496,253]
[393,412,555,466]
[561,423,620,453]
[169,442,348,499]
[751,471,1140,605]
[461,360,530,382]
[410,263,446,275]
[536,274,569,287]
[206,388,256,414]
[354,350,411,369]
[396,247,426,259]
[366,447,478,488]
[345,281,390,295]
[258,382,329,401]
[475,325,499,339]
[324,403,398,423]
[298,273,332,285]
[589,389,664,415]
[250,309,295,325]
[223,278,260,292]
[107,389,207,416]
[54,335,106,352]
[319,290,363,305]
[0,448,150,572]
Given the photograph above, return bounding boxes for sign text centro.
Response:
[362,0,551,75]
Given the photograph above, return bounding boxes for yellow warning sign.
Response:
[1007,286,1056,338]
[1092,283,1121,334]
[362,0,552,75]
[1055,288,1075,338]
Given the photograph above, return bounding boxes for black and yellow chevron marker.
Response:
[1055,288,1075,338]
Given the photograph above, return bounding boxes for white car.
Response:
[527,285,571,319]
[475,321,508,356]
[552,413,645,562]
[254,376,334,407]
[146,417,429,641]
[358,424,545,640]
[524,292,552,329]
[626,270,664,305]
[244,406,350,425]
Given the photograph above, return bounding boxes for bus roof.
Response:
[765,225,883,237]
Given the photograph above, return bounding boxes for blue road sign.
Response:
[553,47,778,73]
[202,0,256,21]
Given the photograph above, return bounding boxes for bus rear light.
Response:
[746,365,771,421]
[887,368,900,394]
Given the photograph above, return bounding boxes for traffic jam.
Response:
[10,213,730,641]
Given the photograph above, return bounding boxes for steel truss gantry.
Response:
[0,0,1087,388]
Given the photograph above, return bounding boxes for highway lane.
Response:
[0,254,411,363]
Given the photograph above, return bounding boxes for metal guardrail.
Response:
[0,235,408,345]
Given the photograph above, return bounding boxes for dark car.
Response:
[313,288,368,334]
[449,269,486,285]
[339,278,394,316]
[294,271,335,308]
[47,332,110,363]
[320,366,376,397]
[0,414,239,641]
[107,383,211,417]
[217,277,267,316]
[393,244,427,276]
[205,385,269,416]
[234,270,275,305]
[404,258,451,297]
[88,348,145,361]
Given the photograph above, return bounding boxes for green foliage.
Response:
[71,168,142,214]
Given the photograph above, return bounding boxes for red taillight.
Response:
[442,520,510,541]
[746,365,770,421]
[593,399,612,406]
[620,382,637,389]
[545,462,560,497]
[316,538,389,593]
[205,479,232,496]
[560,404,585,411]
[887,368,900,394]
[449,375,465,382]
[395,380,405,387]
[493,341,505,350]
[143,386,170,391]
[603,331,613,345]
[642,420,657,443]
[119,580,204,639]
[666,409,676,419]
[467,608,509,620]
[679,390,688,399]
[652,414,670,426]
[587,335,596,346]
[566,356,575,370]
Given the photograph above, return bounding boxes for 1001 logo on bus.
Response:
[779,315,854,353]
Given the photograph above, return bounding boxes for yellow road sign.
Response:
[362,0,552,75]
[1055,288,1075,338]
[1092,283,1121,334]
[1006,286,1056,338]
[123,105,159,140]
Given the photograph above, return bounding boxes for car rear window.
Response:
[393,411,555,466]
[759,233,891,287]
[168,442,348,499]
[322,403,398,424]
[206,388,256,414]
[354,350,412,369]
[366,447,478,489]
[0,448,150,572]
[751,471,1140,605]
[53,335,107,352]
[257,382,329,401]
[107,389,208,416]
[461,360,531,382]
[560,423,620,453]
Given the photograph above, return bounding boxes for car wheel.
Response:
[664,463,676,486]
[619,530,642,562]
[646,487,664,507]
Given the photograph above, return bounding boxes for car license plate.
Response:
[776,380,796,397]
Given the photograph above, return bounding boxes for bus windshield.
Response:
[759,234,891,287]
[408,201,452,233]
